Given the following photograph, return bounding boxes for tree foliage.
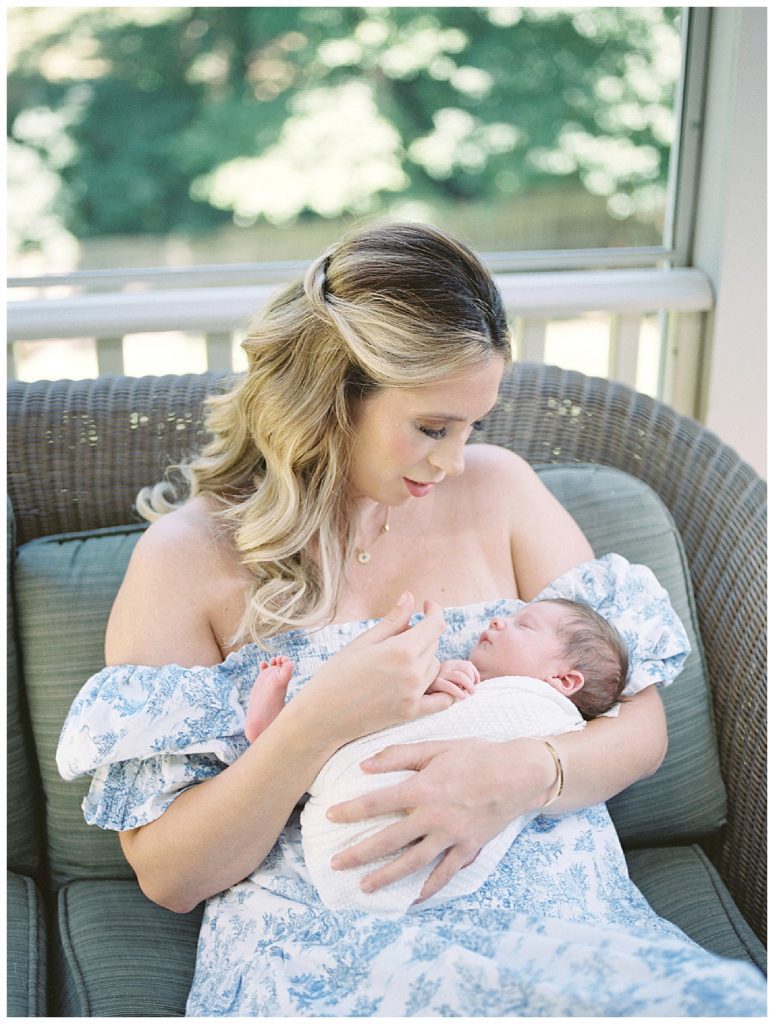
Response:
[8,6,682,243]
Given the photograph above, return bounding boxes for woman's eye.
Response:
[418,425,447,440]
[471,420,485,432]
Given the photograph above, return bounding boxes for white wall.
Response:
[692,8,767,478]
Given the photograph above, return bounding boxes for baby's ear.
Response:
[551,669,584,696]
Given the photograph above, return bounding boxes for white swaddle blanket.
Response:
[300,675,586,917]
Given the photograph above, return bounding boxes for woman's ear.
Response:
[550,669,584,696]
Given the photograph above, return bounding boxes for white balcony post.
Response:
[607,314,641,387]
[519,318,548,364]
[8,341,18,381]
[661,311,706,419]
[205,332,234,372]
[95,337,124,376]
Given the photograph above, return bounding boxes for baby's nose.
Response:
[490,617,504,630]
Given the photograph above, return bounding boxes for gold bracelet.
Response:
[541,740,564,808]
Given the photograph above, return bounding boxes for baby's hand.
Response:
[426,659,481,701]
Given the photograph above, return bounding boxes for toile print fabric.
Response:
[57,555,767,1016]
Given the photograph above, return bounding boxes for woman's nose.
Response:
[429,438,466,477]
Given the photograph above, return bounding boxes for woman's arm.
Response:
[120,697,344,913]
[105,512,454,912]
[528,684,668,810]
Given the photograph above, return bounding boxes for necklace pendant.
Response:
[357,550,371,564]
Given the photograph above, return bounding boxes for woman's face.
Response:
[348,355,505,506]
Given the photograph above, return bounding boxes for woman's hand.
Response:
[287,592,455,749]
[326,736,556,902]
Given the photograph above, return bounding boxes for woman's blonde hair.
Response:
[137,222,511,644]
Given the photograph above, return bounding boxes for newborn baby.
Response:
[246,596,628,916]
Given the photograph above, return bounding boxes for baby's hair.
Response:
[540,598,629,719]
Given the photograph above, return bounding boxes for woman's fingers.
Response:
[329,816,420,872]
[358,836,447,894]
[326,774,417,825]
[425,677,468,701]
[351,591,415,646]
[415,844,481,903]
[416,690,456,716]
[358,741,440,775]
[350,592,445,666]
[386,602,446,659]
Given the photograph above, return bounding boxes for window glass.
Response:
[8,6,683,275]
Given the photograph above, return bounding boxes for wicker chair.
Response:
[7,363,766,1014]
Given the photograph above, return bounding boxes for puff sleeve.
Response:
[534,553,690,696]
[56,655,255,830]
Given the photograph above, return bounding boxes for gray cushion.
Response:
[536,464,725,844]
[52,849,764,1018]
[7,502,46,875]
[56,880,202,1016]
[625,846,766,973]
[7,870,47,1016]
[15,525,145,884]
[14,465,725,884]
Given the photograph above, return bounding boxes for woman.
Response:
[59,223,765,1015]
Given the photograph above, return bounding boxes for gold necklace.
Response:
[355,507,391,564]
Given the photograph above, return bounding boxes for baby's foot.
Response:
[245,656,294,742]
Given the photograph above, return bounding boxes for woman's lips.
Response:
[404,477,435,498]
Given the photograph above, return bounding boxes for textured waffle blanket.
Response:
[301,676,585,915]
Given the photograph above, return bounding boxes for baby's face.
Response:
[470,601,568,681]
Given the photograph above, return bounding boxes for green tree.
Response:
[8,6,681,244]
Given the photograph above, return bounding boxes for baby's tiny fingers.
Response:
[445,670,476,694]
[426,678,468,701]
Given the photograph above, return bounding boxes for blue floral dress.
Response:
[57,555,767,1016]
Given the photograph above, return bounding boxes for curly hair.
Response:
[136,222,511,644]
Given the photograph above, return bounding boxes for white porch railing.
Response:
[7,266,713,418]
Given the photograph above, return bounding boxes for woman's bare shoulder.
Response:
[135,495,223,553]
[464,442,532,474]
[456,443,539,502]
[433,444,541,536]
[459,442,593,597]
[106,497,244,666]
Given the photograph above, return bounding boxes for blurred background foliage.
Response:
[8,6,683,271]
